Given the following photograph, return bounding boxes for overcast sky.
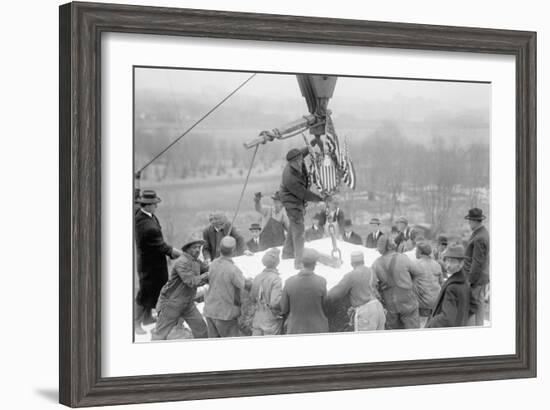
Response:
[135,67,491,113]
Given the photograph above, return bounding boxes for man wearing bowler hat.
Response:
[134,190,182,334]
[463,207,490,326]
[426,245,471,328]
[152,233,209,340]
[279,147,323,269]
[365,217,383,248]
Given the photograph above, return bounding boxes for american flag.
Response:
[326,115,356,191]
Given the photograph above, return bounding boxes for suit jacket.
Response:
[365,231,383,248]
[305,226,324,242]
[395,226,413,251]
[135,209,172,275]
[246,238,262,253]
[426,269,471,328]
[280,269,329,334]
[202,222,245,261]
[463,225,490,286]
[343,231,363,246]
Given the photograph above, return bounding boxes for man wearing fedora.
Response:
[134,190,182,334]
[151,234,209,340]
[394,216,414,253]
[463,207,490,326]
[253,191,289,249]
[246,223,263,253]
[365,217,383,248]
[342,219,363,245]
[305,212,324,242]
[426,245,471,328]
[279,147,323,269]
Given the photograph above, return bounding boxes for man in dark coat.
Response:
[463,208,490,326]
[426,245,471,328]
[152,234,209,340]
[280,248,329,334]
[342,219,363,245]
[134,190,181,334]
[305,212,324,242]
[246,223,262,253]
[394,216,414,253]
[202,213,245,263]
[365,217,383,248]
[279,147,323,268]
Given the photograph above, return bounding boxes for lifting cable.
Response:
[135,73,257,176]
[228,143,260,236]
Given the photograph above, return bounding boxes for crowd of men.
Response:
[134,146,490,338]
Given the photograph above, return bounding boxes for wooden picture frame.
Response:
[59,1,536,407]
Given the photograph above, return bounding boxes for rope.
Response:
[136,73,257,176]
[228,144,260,236]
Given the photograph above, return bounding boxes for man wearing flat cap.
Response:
[279,147,323,269]
[203,236,251,337]
[426,245,471,328]
[463,208,490,326]
[327,251,385,331]
[202,213,245,263]
[134,190,182,334]
[365,217,383,248]
[280,248,329,334]
[152,234,209,340]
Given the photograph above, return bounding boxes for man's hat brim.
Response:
[181,239,205,250]
[464,215,486,221]
[138,197,161,204]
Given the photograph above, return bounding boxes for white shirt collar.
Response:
[140,208,153,218]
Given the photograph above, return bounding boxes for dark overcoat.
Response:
[135,209,173,309]
[318,208,346,236]
[246,238,261,253]
[280,269,329,334]
[463,225,490,286]
[426,270,471,328]
[343,231,363,246]
[202,222,245,261]
[365,231,383,248]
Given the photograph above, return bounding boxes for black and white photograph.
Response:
[133,67,491,341]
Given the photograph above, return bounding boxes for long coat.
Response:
[202,222,245,261]
[135,209,173,309]
[426,270,471,328]
[280,269,329,334]
[464,225,490,286]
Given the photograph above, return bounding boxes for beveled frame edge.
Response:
[59,1,536,407]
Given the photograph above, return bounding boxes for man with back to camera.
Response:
[253,191,289,249]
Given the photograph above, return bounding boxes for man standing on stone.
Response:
[203,236,251,338]
[463,208,490,326]
[134,190,182,334]
[279,147,323,269]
